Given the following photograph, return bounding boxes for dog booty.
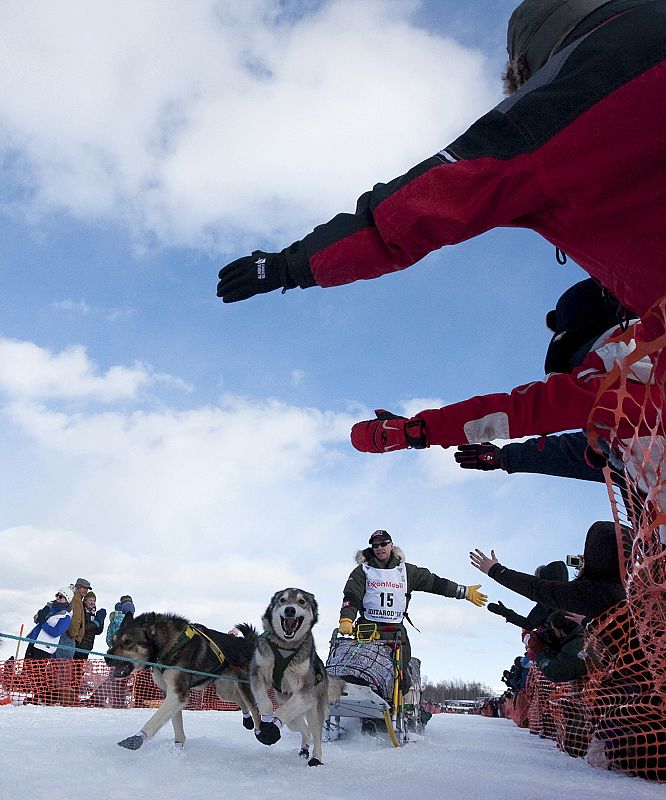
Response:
[255,718,282,745]
[117,732,147,750]
[308,757,323,767]
[242,713,255,730]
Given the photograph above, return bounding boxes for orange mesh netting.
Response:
[0,658,240,711]
[510,298,666,782]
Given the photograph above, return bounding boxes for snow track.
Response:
[0,706,662,800]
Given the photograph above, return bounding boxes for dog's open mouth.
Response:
[280,616,303,639]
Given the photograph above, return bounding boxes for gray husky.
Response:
[251,588,345,766]
[107,611,261,750]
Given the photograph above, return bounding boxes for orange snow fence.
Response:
[0,658,240,711]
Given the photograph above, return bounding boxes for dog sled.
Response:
[325,624,425,747]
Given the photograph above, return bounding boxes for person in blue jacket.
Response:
[106,595,135,647]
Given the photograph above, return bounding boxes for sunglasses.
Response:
[371,540,391,548]
[55,594,67,600]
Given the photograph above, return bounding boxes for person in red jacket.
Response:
[217,0,666,322]
[348,281,648,459]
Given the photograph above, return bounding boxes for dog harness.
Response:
[261,635,326,691]
[158,625,228,672]
[261,635,301,690]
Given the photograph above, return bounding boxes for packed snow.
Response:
[1,704,662,800]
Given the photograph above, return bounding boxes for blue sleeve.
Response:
[106,615,120,646]
[45,616,72,636]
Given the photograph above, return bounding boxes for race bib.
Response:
[363,563,407,623]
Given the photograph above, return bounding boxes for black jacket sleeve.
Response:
[501,606,532,629]
[488,564,625,619]
[501,432,604,482]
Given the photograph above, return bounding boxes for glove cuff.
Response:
[283,242,316,289]
[455,584,467,600]
[275,250,297,292]
[405,418,428,449]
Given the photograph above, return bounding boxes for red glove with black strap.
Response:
[350,410,428,453]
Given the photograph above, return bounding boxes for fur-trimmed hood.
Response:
[355,545,405,566]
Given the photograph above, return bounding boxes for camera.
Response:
[566,554,583,569]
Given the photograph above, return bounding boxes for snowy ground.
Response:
[1,706,662,800]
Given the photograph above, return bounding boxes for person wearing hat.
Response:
[106,595,135,647]
[349,279,651,477]
[453,279,634,482]
[69,578,93,650]
[217,2,665,329]
[338,530,487,690]
[74,591,107,660]
[469,521,627,621]
[29,587,75,659]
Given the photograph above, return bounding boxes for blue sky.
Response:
[0,0,612,690]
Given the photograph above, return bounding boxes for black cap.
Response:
[369,530,392,544]
[544,279,628,374]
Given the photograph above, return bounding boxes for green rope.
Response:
[0,631,248,684]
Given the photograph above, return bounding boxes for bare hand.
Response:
[469,548,498,574]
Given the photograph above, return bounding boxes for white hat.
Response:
[56,586,73,604]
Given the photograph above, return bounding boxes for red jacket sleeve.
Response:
[416,369,600,448]
[414,320,654,448]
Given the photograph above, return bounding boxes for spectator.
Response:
[24,596,59,659]
[505,655,530,694]
[75,591,106,659]
[453,279,634,482]
[487,560,569,630]
[106,595,135,647]
[469,521,627,619]
[350,281,648,472]
[69,578,93,655]
[526,610,587,683]
[30,588,75,660]
[216,2,666,323]
[338,529,487,690]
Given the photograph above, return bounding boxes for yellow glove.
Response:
[465,584,488,607]
[338,618,354,636]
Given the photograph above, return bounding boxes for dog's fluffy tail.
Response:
[327,675,346,704]
[235,623,259,648]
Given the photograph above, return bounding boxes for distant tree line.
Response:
[422,678,492,702]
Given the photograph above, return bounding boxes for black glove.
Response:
[487,601,509,618]
[217,251,295,303]
[454,443,502,471]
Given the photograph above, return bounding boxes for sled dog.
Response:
[107,611,260,750]
[251,588,345,766]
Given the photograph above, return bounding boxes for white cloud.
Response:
[0,0,497,251]
[0,338,601,684]
[0,338,188,401]
[52,298,135,323]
